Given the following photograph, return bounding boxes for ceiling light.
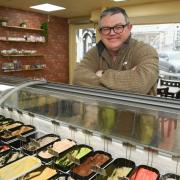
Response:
[30,3,65,12]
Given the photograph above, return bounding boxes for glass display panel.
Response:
[3,86,180,156]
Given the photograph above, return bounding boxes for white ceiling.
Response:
[0,0,171,19]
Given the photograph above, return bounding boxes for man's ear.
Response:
[128,23,133,30]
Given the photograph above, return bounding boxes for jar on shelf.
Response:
[20,22,27,28]
[0,17,8,26]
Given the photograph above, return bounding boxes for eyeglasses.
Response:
[99,23,129,35]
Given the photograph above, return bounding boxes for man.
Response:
[74,7,159,95]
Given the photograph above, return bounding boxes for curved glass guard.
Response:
[3,84,180,156]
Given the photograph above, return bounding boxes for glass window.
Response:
[76,28,96,63]
[132,23,180,80]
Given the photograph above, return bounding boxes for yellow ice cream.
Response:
[107,167,132,180]
[19,166,57,180]
[0,156,41,180]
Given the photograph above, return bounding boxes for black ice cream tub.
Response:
[0,118,14,126]
[1,125,36,148]
[54,144,93,173]
[96,157,135,180]
[37,138,76,164]
[23,133,60,155]
[128,165,160,180]
[0,115,5,121]
[160,173,180,180]
[0,149,25,168]
[70,150,112,180]
[0,125,35,142]
[0,121,24,134]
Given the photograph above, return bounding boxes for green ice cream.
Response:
[55,146,92,168]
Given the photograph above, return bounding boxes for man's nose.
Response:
[109,28,116,35]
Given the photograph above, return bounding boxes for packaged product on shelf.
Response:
[0,36,6,40]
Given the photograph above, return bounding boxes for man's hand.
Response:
[96,67,136,78]
[96,70,104,78]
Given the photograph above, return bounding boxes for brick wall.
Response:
[0,6,69,83]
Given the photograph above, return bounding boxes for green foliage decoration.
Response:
[41,22,48,42]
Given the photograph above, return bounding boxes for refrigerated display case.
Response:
[0,76,180,178]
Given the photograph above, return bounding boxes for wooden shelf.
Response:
[1,25,44,32]
[2,68,45,72]
[1,24,46,75]
[1,54,44,57]
[0,39,45,43]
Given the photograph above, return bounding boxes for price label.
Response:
[28,112,35,117]
[101,135,112,142]
[67,154,80,165]
[172,155,180,161]
[144,147,158,154]
[51,120,60,126]
[117,177,129,180]
[3,129,12,137]
[30,138,40,147]
[17,110,22,115]
[91,165,106,176]
[82,129,93,136]
[8,107,13,112]
[17,135,27,142]
[68,125,77,132]
[48,148,59,157]
[123,142,136,149]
